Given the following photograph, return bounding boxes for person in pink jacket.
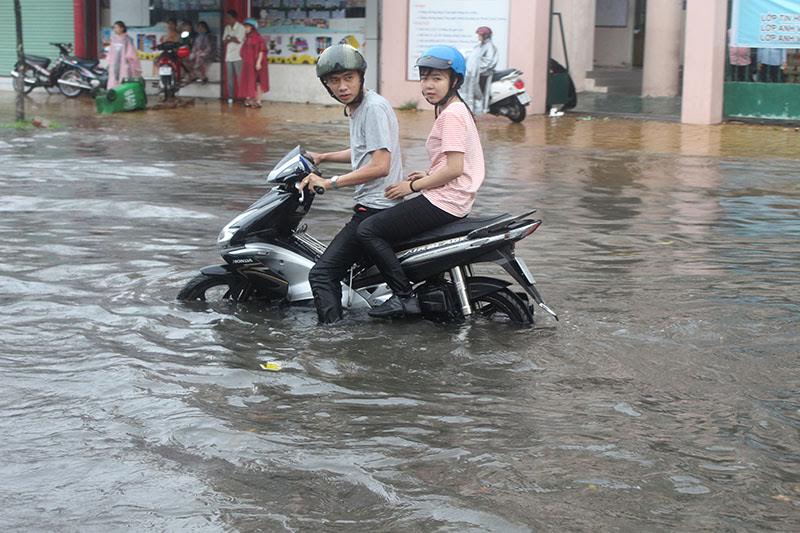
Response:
[106,21,142,89]
[727,29,751,82]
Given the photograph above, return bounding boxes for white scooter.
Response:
[485,68,531,123]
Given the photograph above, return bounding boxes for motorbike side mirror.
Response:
[180,31,190,39]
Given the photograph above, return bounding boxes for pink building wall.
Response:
[378,0,551,116]
[376,0,729,124]
[681,0,728,124]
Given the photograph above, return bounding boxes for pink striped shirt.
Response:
[422,102,485,217]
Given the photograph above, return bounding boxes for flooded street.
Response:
[1,94,798,531]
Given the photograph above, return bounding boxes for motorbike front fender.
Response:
[200,264,237,277]
[202,263,290,300]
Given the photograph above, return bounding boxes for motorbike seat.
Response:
[68,56,99,69]
[25,55,51,68]
[491,68,516,82]
[393,214,511,251]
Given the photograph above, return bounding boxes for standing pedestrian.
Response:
[757,47,787,83]
[240,19,269,108]
[727,29,751,82]
[460,26,498,114]
[222,9,245,104]
[106,20,142,90]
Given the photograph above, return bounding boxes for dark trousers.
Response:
[356,195,460,297]
[731,65,750,82]
[308,206,380,323]
[760,64,783,83]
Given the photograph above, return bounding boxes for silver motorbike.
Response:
[178,147,558,325]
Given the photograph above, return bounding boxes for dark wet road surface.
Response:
[1,94,799,531]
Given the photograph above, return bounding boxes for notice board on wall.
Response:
[731,0,800,48]
[407,0,509,81]
[596,0,629,28]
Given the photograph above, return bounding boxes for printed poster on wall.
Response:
[731,0,800,48]
[258,29,364,64]
[407,0,509,81]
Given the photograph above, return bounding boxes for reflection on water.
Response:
[0,95,798,531]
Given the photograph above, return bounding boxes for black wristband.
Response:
[409,180,417,193]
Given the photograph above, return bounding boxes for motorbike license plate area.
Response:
[517,92,532,105]
[159,66,173,76]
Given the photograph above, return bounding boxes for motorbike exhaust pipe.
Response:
[9,71,33,82]
[10,71,35,85]
[58,79,92,90]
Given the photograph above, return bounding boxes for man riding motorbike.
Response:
[299,44,404,324]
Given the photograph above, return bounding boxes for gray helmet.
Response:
[316,44,367,80]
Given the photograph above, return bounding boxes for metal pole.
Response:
[546,0,554,112]
[14,0,25,122]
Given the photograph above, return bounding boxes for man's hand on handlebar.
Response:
[299,173,329,195]
[305,151,324,166]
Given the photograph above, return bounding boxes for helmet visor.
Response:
[415,56,453,71]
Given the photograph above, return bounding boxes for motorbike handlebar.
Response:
[313,185,325,195]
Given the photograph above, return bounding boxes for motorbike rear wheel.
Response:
[471,287,533,325]
[160,75,174,102]
[13,63,35,95]
[505,100,527,123]
[58,69,84,98]
[177,273,248,302]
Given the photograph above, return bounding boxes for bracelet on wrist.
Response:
[409,180,417,193]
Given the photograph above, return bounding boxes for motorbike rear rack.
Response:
[467,209,537,239]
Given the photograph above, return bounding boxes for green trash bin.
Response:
[95,79,147,114]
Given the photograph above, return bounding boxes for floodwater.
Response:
[1,94,799,531]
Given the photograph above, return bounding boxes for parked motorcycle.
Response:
[177,147,558,326]
[57,55,107,98]
[485,68,531,123]
[154,36,191,101]
[11,42,73,95]
[11,42,107,98]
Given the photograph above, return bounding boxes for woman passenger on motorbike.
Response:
[357,45,485,318]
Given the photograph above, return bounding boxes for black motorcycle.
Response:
[11,42,72,95]
[11,42,106,98]
[57,54,107,98]
[178,147,558,326]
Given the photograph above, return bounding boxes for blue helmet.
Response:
[415,45,466,78]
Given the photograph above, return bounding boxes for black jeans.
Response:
[308,205,381,323]
[760,64,783,83]
[356,195,460,297]
[730,65,750,82]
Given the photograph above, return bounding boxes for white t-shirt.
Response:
[223,22,245,62]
